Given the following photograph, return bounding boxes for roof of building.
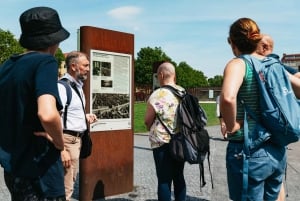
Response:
[281,53,300,62]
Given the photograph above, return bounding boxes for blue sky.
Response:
[1,0,300,78]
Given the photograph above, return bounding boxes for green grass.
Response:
[134,102,148,133]
[134,102,219,133]
[200,102,219,126]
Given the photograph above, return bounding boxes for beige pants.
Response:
[63,134,81,201]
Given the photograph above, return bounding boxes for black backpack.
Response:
[57,78,72,129]
[157,85,213,188]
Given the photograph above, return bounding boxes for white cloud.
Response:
[107,6,142,20]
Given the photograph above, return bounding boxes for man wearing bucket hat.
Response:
[0,6,69,200]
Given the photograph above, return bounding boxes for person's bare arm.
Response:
[144,103,156,131]
[288,73,300,98]
[220,58,245,133]
[37,94,64,150]
[293,72,300,79]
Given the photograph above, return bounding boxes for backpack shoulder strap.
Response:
[161,85,186,98]
[239,54,260,72]
[58,78,72,129]
[239,54,279,72]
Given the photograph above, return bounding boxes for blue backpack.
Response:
[240,55,300,147]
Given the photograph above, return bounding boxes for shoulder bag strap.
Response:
[70,82,89,131]
[156,114,174,136]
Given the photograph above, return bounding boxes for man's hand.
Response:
[61,149,71,168]
[86,113,97,124]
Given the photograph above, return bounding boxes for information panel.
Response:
[90,49,132,131]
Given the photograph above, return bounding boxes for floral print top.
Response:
[147,85,184,148]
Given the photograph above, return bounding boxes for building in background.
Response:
[281,53,300,71]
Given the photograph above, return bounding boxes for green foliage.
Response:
[0,29,65,69]
[0,28,224,87]
[176,61,208,88]
[135,47,173,86]
[134,102,219,133]
[200,102,219,126]
[0,29,24,64]
[134,46,214,88]
[208,75,223,87]
[55,48,65,67]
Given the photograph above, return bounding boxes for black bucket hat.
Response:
[19,7,70,50]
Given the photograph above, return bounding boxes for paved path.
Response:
[1,126,300,200]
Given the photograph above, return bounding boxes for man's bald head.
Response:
[256,34,274,56]
[157,62,175,77]
[157,62,176,85]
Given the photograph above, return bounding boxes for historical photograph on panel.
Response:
[90,50,132,131]
[100,62,111,76]
[92,61,111,76]
[92,93,129,119]
[101,80,113,88]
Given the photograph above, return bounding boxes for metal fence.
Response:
[134,85,221,102]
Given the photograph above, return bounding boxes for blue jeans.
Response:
[226,141,286,201]
[153,143,186,201]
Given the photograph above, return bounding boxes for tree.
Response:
[208,75,223,87]
[135,47,173,86]
[0,29,65,68]
[55,48,65,67]
[0,29,24,64]
[176,62,208,88]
